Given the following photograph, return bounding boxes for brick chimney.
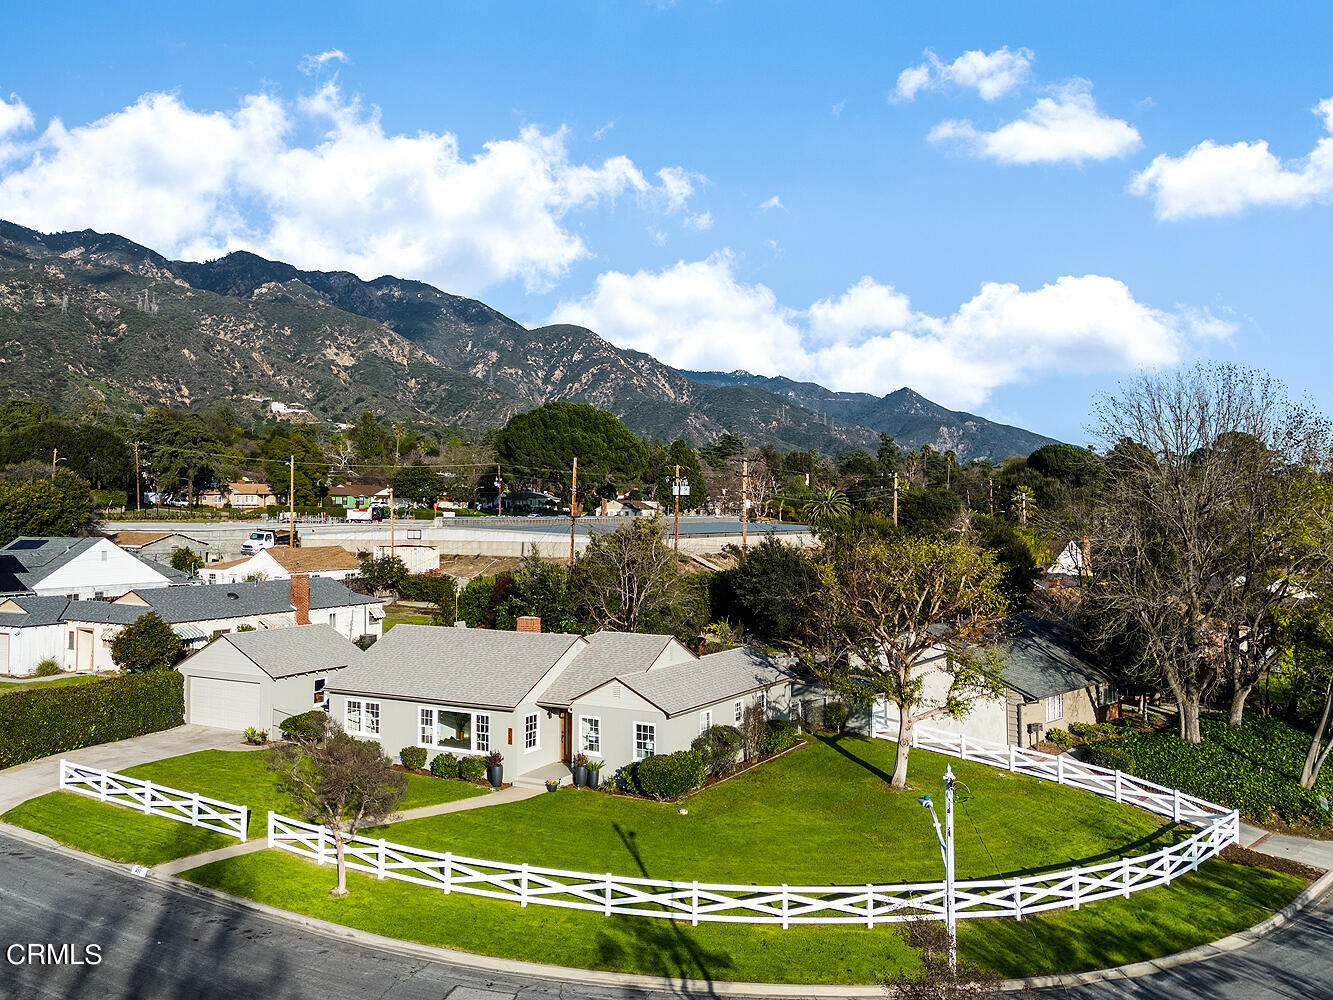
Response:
[291,573,310,625]
[516,615,541,633]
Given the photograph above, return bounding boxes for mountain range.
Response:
[0,220,1058,460]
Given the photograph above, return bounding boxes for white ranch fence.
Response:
[265,725,1239,926]
[59,760,249,841]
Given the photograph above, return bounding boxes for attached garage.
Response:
[188,675,264,730]
[177,624,362,733]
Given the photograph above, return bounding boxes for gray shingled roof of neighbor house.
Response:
[618,645,796,717]
[119,578,377,624]
[332,624,586,710]
[0,537,102,593]
[0,595,73,627]
[536,630,678,707]
[997,613,1112,702]
[62,601,146,624]
[218,623,362,679]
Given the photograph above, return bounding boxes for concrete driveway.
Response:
[0,725,252,813]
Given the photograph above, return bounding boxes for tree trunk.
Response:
[332,829,349,897]
[892,707,913,789]
[1228,681,1253,728]
[1180,695,1202,744]
[1301,680,1333,789]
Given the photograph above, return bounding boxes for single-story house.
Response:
[1043,539,1092,588]
[200,545,362,584]
[0,576,383,675]
[325,484,391,510]
[177,624,361,731]
[835,613,1117,749]
[326,621,795,776]
[198,481,277,508]
[0,536,187,600]
[110,530,212,565]
[599,498,661,517]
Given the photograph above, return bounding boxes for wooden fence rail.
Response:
[59,759,249,841]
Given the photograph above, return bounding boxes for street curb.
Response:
[2,819,1329,997]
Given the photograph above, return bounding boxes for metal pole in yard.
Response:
[569,456,578,565]
[944,765,957,975]
[673,463,680,556]
[289,455,295,546]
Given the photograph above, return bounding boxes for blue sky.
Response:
[1,1,1330,444]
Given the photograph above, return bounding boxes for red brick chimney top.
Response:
[516,615,541,633]
[291,573,311,625]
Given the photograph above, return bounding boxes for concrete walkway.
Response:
[1240,821,1333,870]
[0,724,255,813]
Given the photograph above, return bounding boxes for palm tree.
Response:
[918,444,934,486]
[944,450,956,490]
[802,487,851,527]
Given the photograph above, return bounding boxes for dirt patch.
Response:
[1221,843,1326,881]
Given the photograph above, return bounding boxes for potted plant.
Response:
[571,752,589,788]
[586,758,605,790]
[485,751,504,788]
[243,727,267,745]
[544,777,561,793]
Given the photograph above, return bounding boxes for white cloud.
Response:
[0,84,700,294]
[549,255,1232,409]
[0,94,34,138]
[831,100,846,118]
[758,194,784,212]
[894,47,1033,103]
[592,120,615,141]
[684,211,712,231]
[1130,97,1333,219]
[928,81,1141,164]
[299,50,348,75]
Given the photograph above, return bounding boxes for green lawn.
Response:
[384,614,433,631]
[182,850,1301,983]
[374,736,1189,883]
[0,675,101,691]
[2,749,486,862]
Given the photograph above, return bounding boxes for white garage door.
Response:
[189,676,262,731]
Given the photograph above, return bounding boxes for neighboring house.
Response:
[0,576,383,675]
[177,624,361,731]
[110,530,211,565]
[325,484,391,510]
[1044,539,1091,588]
[0,536,185,600]
[325,619,795,775]
[200,545,361,584]
[199,481,277,509]
[600,498,660,517]
[845,613,1117,749]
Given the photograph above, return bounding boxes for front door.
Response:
[561,712,570,762]
[76,628,94,672]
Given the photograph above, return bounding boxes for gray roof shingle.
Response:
[219,624,362,679]
[123,578,377,624]
[333,625,585,710]
[0,595,72,627]
[617,646,795,717]
[0,537,102,593]
[537,631,679,707]
[998,614,1112,701]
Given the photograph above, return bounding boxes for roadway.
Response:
[2,830,1332,999]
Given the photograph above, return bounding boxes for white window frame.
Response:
[416,705,491,755]
[344,698,380,737]
[524,712,539,753]
[758,689,768,716]
[700,709,712,735]
[1045,693,1064,723]
[634,721,656,761]
[734,699,743,724]
[313,677,326,706]
[579,715,601,756]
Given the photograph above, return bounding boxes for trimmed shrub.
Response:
[429,752,459,778]
[1068,722,1098,739]
[34,659,60,677]
[458,756,486,783]
[757,719,798,756]
[1046,728,1071,748]
[398,573,454,606]
[633,749,705,800]
[279,711,327,742]
[824,702,849,734]
[691,725,744,779]
[0,672,183,768]
[399,746,428,771]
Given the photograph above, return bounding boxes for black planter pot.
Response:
[572,765,588,788]
[586,770,601,790]
[486,765,503,787]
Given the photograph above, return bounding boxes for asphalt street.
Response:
[2,829,1331,1000]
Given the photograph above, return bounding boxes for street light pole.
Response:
[916,765,957,975]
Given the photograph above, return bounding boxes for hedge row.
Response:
[0,672,184,769]
[632,749,705,799]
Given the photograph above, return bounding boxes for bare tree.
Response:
[325,438,356,483]
[266,714,407,896]
[801,531,1009,788]
[882,919,1013,1000]
[1086,364,1332,741]
[571,518,683,633]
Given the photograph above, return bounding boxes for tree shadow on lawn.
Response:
[583,821,735,992]
[817,733,896,785]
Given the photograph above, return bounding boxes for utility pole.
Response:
[892,472,899,527]
[988,477,994,518]
[289,455,296,547]
[1018,491,1028,527]
[741,457,749,551]
[568,456,578,565]
[389,486,396,557]
[673,463,681,555]
[495,465,503,519]
[132,441,142,509]
[50,448,58,480]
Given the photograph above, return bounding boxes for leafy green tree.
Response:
[0,420,134,491]
[169,546,204,576]
[0,398,51,431]
[701,432,746,470]
[457,576,497,628]
[572,519,684,634]
[898,487,965,535]
[801,533,1009,788]
[653,440,707,511]
[391,461,441,506]
[837,450,878,478]
[715,536,818,641]
[494,402,648,494]
[877,433,902,475]
[0,473,97,545]
[355,411,387,461]
[110,612,183,672]
[971,515,1046,598]
[260,432,328,506]
[357,554,409,596]
[1275,597,1333,789]
[139,408,235,502]
[510,549,577,631]
[1027,443,1105,488]
[802,487,851,527]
